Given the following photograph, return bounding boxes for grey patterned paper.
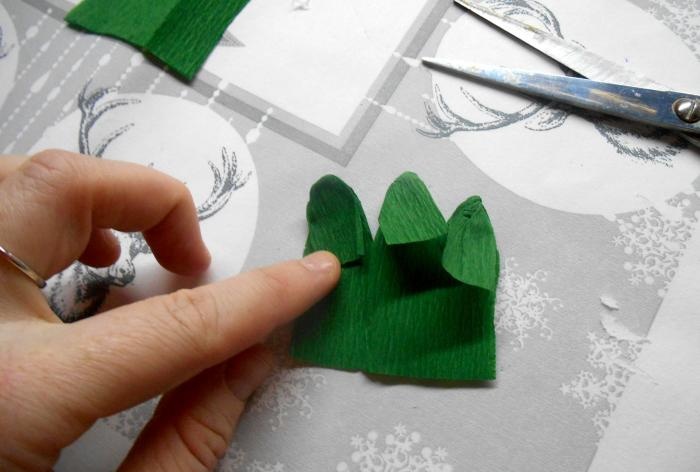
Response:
[1,0,699,471]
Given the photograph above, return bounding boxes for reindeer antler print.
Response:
[50,148,251,322]
[421,0,685,164]
[419,84,545,138]
[50,86,252,322]
[77,81,140,156]
[197,146,251,221]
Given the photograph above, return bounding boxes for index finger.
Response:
[46,251,340,419]
[0,155,27,180]
[0,149,210,281]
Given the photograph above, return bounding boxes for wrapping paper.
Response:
[1,0,699,470]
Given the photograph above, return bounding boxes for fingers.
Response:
[119,346,274,472]
[0,155,26,180]
[0,150,210,284]
[78,229,121,268]
[51,252,339,419]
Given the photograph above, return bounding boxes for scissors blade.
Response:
[421,59,700,134]
[453,0,666,90]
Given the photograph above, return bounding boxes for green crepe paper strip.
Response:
[65,0,249,80]
[297,176,373,369]
[291,172,499,381]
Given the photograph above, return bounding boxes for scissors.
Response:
[422,0,700,147]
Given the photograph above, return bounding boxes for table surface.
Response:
[1,0,700,471]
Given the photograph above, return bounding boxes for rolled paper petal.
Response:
[304,175,372,265]
[442,196,500,292]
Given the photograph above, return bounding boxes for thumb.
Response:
[119,345,274,472]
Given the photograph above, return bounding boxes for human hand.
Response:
[0,150,340,471]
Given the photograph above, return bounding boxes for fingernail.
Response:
[301,251,337,273]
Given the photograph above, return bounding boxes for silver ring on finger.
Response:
[0,243,47,288]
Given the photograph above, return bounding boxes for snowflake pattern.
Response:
[102,398,158,440]
[217,444,285,472]
[560,331,646,438]
[103,400,284,472]
[337,424,453,472]
[102,366,325,438]
[613,199,697,297]
[250,366,326,431]
[495,258,562,350]
[644,0,700,60]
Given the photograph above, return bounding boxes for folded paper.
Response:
[65,0,250,80]
[291,173,499,381]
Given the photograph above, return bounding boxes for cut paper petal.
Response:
[65,0,250,80]
[379,172,446,245]
[291,173,499,381]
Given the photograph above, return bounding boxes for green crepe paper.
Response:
[299,176,373,369]
[65,0,249,80]
[291,172,499,381]
[304,175,370,265]
[379,172,446,245]
[443,197,499,292]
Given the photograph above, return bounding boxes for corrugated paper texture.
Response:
[292,173,499,381]
[65,0,249,79]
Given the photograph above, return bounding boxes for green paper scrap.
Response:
[291,172,500,381]
[65,0,250,80]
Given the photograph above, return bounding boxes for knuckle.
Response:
[156,288,221,356]
[170,178,197,210]
[174,411,230,471]
[172,177,191,199]
[27,149,83,177]
[152,169,191,202]
[21,150,86,199]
